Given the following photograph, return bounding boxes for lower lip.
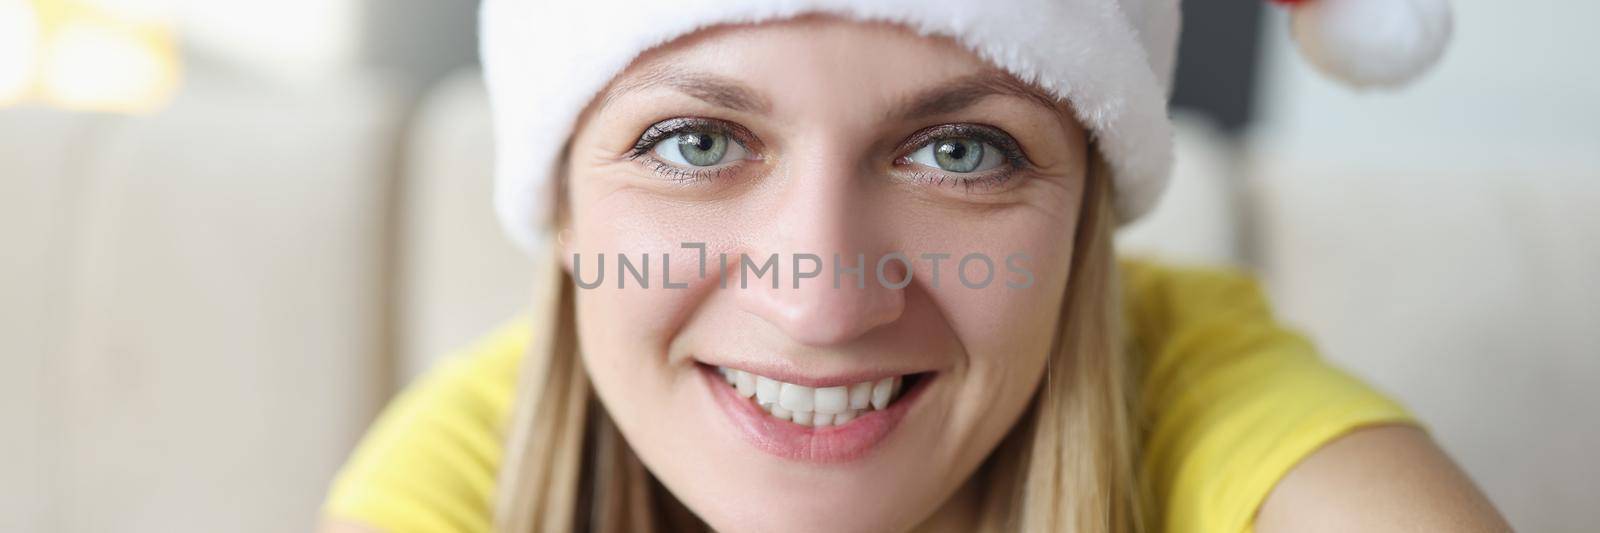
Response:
[699,365,930,463]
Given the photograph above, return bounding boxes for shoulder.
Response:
[1118,259,1398,531]
[320,317,531,533]
[1256,424,1512,532]
[1120,260,1509,531]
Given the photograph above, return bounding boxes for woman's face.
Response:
[562,16,1088,532]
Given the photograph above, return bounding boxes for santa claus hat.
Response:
[1273,0,1453,88]
[481,0,1452,255]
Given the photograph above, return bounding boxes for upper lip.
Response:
[696,357,934,388]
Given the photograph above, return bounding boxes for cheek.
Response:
[567,246,719,461]
[905,208,1076,363]
[944,273,1064,422]
[566,185,731,330]
[915,219,1074,440]
[565,184,752,416]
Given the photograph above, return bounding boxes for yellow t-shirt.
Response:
[323,260,1416,532]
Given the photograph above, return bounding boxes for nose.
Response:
[733,160,906,347]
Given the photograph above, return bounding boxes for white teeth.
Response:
[849,382,872,410]
[769,405,793,421]
[777,383,815,412]
[871,377,894,410]
[718,366,912,427]
[735,371,756,398]
[814,386,848,414]
[755,376,780,405]
[833,410,855,425]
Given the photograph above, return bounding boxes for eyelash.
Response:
[893,123,1031,191]
[625,118,1032,189]
[625,117,757,183]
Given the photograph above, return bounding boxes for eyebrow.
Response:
[601,65,772,115]
[601,66,1061,120]
[887,70,1064,121]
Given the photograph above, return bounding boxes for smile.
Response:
[698,362,933,462]
[715,366,912,427]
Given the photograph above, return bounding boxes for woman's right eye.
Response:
[651,131,749,167]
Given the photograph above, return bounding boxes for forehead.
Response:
[600,16,1054,117]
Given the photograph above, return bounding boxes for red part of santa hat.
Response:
[1268,0,1454,89]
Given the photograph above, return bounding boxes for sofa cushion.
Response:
[0,78,406,533]
[1251,161,1600,531]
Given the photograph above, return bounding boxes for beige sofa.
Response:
[3,70,1594,532]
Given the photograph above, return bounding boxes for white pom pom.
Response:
[1289,0,1453,89]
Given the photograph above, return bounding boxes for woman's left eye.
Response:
[906,137,1005,174]
[652,131,749,167]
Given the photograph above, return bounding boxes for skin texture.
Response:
[561,17,1086,533]
[321,16,1511,533]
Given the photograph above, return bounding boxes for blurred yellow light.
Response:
[83,0,173,23]
[43,20,176,110]
[1,0,179,113]
[0,0,41,104]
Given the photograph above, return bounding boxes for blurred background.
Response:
[2,0,1595,531]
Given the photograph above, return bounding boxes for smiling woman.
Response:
[544,22,1106,531]
[321,2,1509,533]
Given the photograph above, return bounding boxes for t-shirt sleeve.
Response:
[1121,260,1418,533]
[322,318,530,533]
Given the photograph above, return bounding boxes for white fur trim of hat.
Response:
[481,0,1452,255]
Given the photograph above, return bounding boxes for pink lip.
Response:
[700,359,929,388]
[699,364,931,463]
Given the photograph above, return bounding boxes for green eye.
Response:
[935,139,982,173]
[909,137,1002,173]
[654,131,746,167]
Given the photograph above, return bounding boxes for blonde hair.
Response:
[493,156,1138,532]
